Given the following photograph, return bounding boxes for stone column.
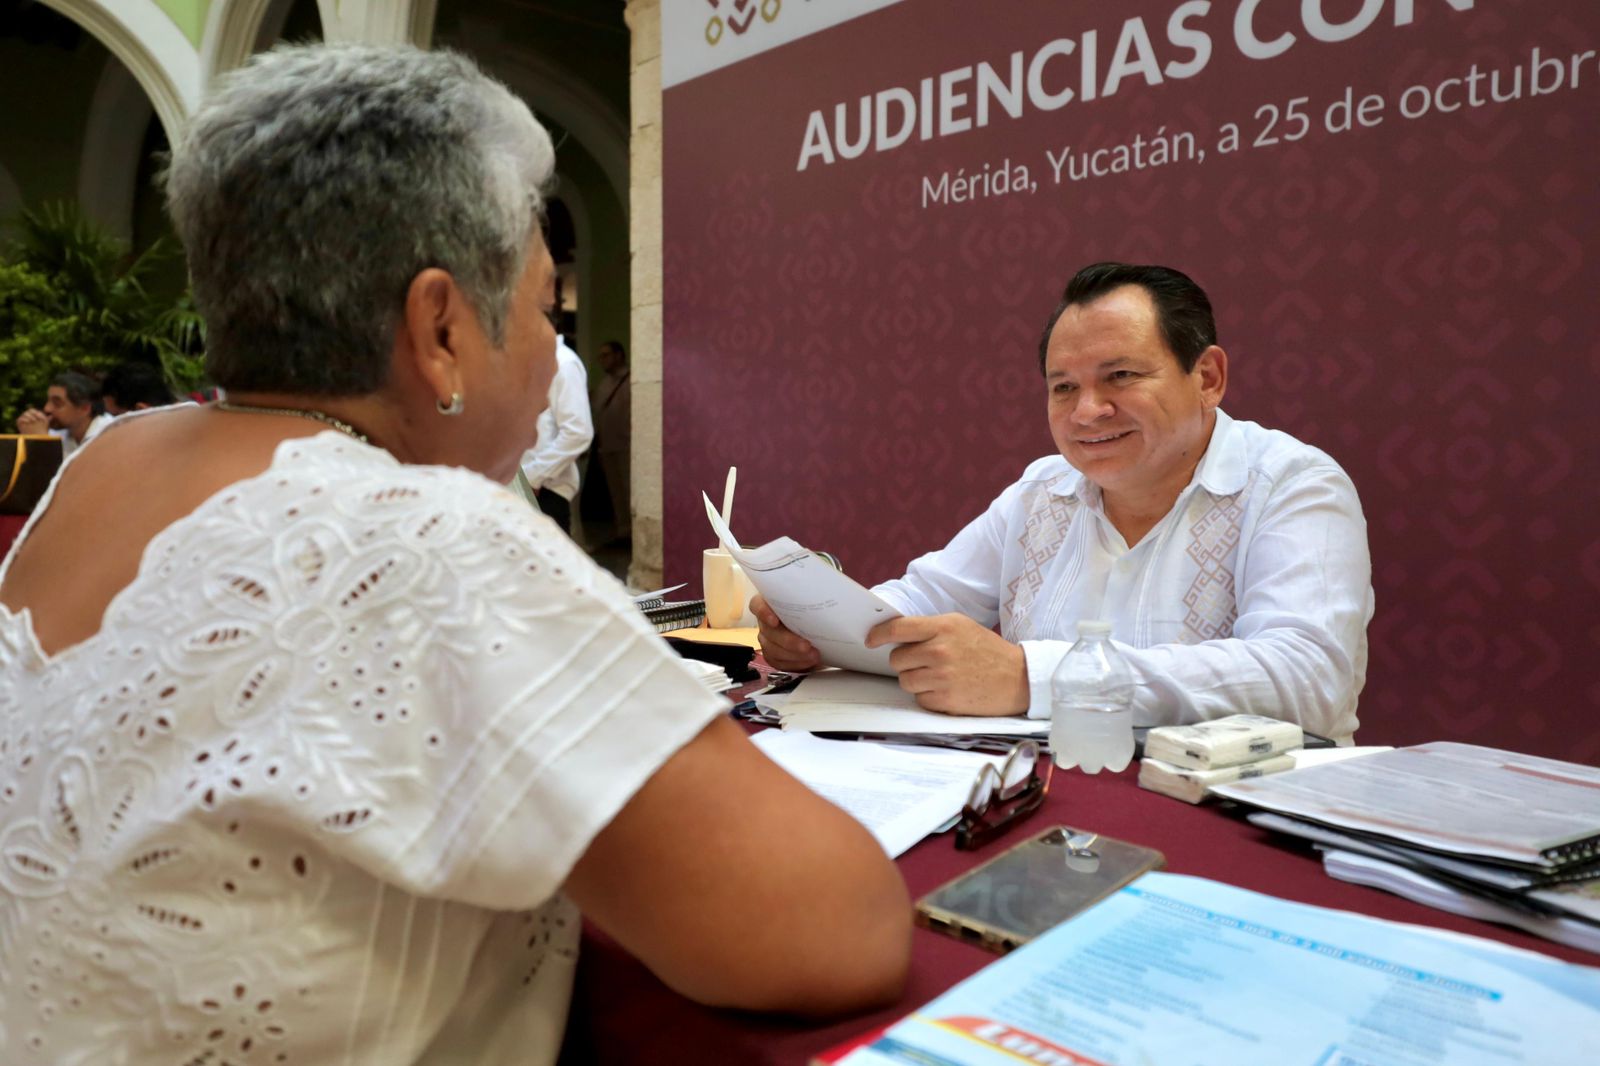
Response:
[624,0,663,589]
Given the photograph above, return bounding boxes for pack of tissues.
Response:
[1138,715,1305,804]
[1138,752,1297,804]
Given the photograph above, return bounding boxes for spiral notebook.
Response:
[638,599,707,633]
[1213,742,1600,870]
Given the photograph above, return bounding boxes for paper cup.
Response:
[703,548,756,628]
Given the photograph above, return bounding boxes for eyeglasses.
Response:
[955,740,1052,851]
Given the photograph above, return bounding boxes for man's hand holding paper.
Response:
[867,614,1028,716]
[703,492,900,676]
[751,593,822,672]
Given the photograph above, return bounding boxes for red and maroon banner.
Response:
[662,0,1600,760]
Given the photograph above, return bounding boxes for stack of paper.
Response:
[1321,850,1600,955]
[1214,742,1600,953]
[750,730,1004,857]
[676,657,736,693]
[776,670,1044,753]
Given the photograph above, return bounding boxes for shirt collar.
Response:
[1047,408,1246,502]
[1192,409,1248,496]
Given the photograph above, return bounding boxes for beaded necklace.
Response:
[214,400,370,444]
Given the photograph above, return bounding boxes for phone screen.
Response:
[916,826,1164,953]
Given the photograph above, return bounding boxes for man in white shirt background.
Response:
[516,335,593,535]
[14,371,113,456]
[754,263,1374,740]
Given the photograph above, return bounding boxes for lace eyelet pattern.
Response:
[0,435,698,1065]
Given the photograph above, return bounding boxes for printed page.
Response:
[1213,742,1600,866]
[1246,812,1540,891]
[781,670,1044,738]
[838,872,1600,1066]
[1321,850,1600,956]
[749,730,1001,857]
[704,493,899,675]
[1529,878,1600,925]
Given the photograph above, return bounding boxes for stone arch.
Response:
[461,46,629,215]
[550,176,595,366]
[37,0,199,139]
[202,0,438,80]
[77,54,154,241]
[200,0,286,79]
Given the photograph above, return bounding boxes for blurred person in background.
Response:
[515,333,592,534]
[100,360,178,414]
[592,338,631,544]
[13,370,113,454]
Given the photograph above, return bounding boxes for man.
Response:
[592,339,631,543]
[14,372,113,456]
[755,263,1373,740]
[100,361,176,415]
[516,334,593,533]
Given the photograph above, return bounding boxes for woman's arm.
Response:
[564,715,912,1015]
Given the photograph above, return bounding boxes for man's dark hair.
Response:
[1036,262,1217,374]
[51,371,99,407]
[101,362,176,410]
[600,339,626,360]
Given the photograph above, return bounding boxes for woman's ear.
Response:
[400,268,470,405]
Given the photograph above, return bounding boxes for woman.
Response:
[0,45,908,1064]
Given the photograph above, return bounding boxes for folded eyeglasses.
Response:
[954,739,1052,851]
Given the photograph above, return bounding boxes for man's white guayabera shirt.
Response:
[874,411,1374,741]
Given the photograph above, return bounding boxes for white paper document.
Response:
[702,492,899,675]
[779,670,1045,738]
[1246,811,1543,891]
[1287,744,1393,768]
[1530,879,1600,926]
[1321,849,1600,956]
[1213,742,1600,867]
[749,730,1001,857]
[630,582,687,604]
[838,872,1600,1066]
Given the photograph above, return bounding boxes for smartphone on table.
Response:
[915,825,1164,954]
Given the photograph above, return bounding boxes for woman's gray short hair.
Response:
[165,44,556,395]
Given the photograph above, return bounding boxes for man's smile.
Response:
[1076,430,1133,445]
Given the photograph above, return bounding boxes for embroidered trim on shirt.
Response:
[1004,487,1079,639]
[1180,482,1251,644]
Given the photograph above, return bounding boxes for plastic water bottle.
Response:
[1050,621,1135,774]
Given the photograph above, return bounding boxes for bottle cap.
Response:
[1076,620,1112,637]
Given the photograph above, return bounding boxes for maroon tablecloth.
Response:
[0,513,26,559]
[559,752,1594,1064]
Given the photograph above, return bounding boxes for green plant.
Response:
[0,202,205,425]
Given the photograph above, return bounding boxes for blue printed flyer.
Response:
[838,873,1600,1066]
